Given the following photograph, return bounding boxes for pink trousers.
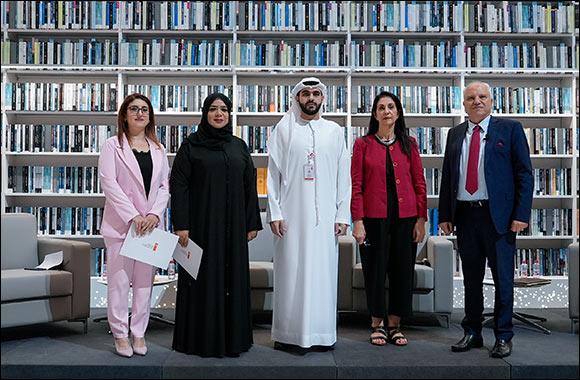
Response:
[104,238,156,339]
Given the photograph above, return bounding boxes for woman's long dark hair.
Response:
[117,93,161,148]
[366,91,412,157]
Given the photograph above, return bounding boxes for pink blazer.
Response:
[98,134,170,240]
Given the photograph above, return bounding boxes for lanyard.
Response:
[307,122,320,226]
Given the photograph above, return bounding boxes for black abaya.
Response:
[170,132,262,357]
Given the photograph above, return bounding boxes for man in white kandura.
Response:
[267,77,351,352]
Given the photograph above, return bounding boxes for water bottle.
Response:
[520,260,528,278]
[168,260,176,280]
[532,260,541,277]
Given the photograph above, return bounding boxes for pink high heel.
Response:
[114,337,133,358]
[131,334,147,356]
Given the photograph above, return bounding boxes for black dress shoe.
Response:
[274,341,290,351]
[490,339,512,358]
[451,333,484,352]
[312,344,335,352]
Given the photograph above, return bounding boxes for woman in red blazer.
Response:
[351,91,427,347]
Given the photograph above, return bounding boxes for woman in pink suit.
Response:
[98,93,170,357]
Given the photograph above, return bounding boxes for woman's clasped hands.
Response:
[133,214,159,236]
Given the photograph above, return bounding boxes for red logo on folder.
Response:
[153,243,159,251]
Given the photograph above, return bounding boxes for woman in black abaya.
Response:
[170,93,262,357]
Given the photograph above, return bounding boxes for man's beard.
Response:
[299,101,322,116]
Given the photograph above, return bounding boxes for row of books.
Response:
[515,248,569,277]
[468,41,576,69]
[5,82,118,111]
[352,40,464,68]
[424,168,442,196]
[490,87,573,115]
[4,1,119,30]
[353,85,575,115]
[527,127,575,155]
[235,125,273,154]
[353,85,462,114]
[6,161,573,200]
[427,208,574,237]
[4,206,104,236]
[4,1,576,33]
[238,1,347,31]
[357,126,575,156]
[5,81,574,116]
[522,209,574,237]
[235,40,346,67]
[533,168,573,196]
[91,247,107,277]
[119,39,230,66]
[7,166,101,194]
[454,247,569,278]
[4,123,575,157]
[155,125,197,154]
[2,39,118,65]
[422,168,572,197]
[116,1,238,31]
[4,206,172,237]
[351,1,577,33]
[3,124,276,154]
[408,127,449,155]
[3,1,235,31]
[237,84,346,113]
[125,84,233,113]
[4,124,116,154]
[6,37,577,70]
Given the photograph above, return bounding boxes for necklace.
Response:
[376,133,395,145]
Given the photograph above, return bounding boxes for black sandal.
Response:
[369,326,387,346]
[387,326,407,346]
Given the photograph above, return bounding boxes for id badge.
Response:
[303,163,315,181]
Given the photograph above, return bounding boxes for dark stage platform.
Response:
[1,308,578,379]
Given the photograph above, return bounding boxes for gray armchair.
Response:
[248,213,275,312]
[338,235,454,326]
[1,213,91,332]
[569,242,578,333]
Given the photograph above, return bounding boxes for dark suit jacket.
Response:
[438,116,533,234]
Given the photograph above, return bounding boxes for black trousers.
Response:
[455,201,515,341]
[359,216,417,319]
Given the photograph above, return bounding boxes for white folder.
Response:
[173,238,203,279]
[119,222,179,269]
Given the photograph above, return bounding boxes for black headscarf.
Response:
[187,93,233,151]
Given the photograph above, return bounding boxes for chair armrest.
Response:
[338,235,356,310]
[38,238,91,320]
[427,236,454,314]
[569,243,579,320]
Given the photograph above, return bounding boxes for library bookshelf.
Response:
[1,1,578,284]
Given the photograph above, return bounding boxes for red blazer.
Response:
[351,135,427,221]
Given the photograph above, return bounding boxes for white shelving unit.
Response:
[1,2,578,284]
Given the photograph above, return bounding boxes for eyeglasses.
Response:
[127,106,150,114]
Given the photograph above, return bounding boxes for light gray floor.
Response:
[1,308,578,379]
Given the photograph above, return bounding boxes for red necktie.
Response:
[465,125,481,195]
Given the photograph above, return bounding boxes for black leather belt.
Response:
[457,200,489,208]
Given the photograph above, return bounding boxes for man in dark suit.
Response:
[438,82,533,358]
